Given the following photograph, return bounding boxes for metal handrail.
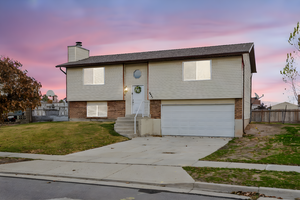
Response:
[134,100,150,135]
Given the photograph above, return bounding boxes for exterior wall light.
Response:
[124,86,128,94]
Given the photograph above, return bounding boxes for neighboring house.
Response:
[271,102,299,110]
[251,98,261,110]
[32,90,68,122]
[56,42,256,138]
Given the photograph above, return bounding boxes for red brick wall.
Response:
[150,100,161,119]
[69,101,125,120]
[107,101,125,119]
[235,98,243,119]
[69,101,87,119]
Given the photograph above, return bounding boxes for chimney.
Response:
[68,41,89,62]
[76,41,82,47]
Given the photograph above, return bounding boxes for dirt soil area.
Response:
[223,124,286,161]
[0,157,32,164]
[244,123,290,136]
[202,123,300,164]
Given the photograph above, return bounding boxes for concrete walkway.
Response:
[0,137,300,199]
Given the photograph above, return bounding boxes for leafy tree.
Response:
[0,56,42,123]
[41,94,49,102]
[256,103,267,110]
[280,22,300,102]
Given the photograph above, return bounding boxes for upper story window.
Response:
[83,67,104,85]
[133,69,142,79]
[183,60,211,81]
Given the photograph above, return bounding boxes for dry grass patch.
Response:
[183,166,300,190]
[201,123,300,165]
[0,121,128,155]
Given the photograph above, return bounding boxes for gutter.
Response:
[55,52,251,69]
[60,67,66,75]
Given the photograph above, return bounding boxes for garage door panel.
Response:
[161,105,234,137]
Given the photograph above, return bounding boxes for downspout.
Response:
[250,74,253,123]
[242,56,245,134]
[60,67,66,75]
[59,67,68,121]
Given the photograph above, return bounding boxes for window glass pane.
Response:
[93,68,104,84]
[97,102,107,117]
[196,60,211,80]
[87,103,97,117]
[87,102,107,117]
[84,68,93,85]
[183,62,196,80]
[183,60,211,81]
[133,70,142,79]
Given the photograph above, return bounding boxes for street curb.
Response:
[195,181,300,199]
[259,187,300,199]
[194,182,258,193]
[0,173,248,199]
[0,171,299,199]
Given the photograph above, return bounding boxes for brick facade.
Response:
[107,101,125,119]
[235,98,243,119]
[69,101,125,120]
[69,101,87,119]
[150,100,161,119]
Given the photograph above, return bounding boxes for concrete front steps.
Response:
[114,114,147,138]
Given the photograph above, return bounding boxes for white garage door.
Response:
[161,105,235,137]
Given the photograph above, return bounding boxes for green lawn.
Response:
[183,166,300,190]
[201,125,300,165]
[0,122,128,155]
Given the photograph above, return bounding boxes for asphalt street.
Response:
[0,176,242,200]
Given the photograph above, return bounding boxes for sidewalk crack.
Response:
[102,164,132,179]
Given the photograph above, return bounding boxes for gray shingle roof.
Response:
[56,42,256,73]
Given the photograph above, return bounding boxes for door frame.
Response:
[131,85,144,114]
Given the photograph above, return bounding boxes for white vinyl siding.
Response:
[243,53,251,127]
[149,57,242,99]
[83,67,104,85]
[68,46,89,62]
[183,60,211,81]
[67,65,123,101]
[87,102,107,117]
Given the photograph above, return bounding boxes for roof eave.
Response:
[249,44,257,73]
[56,51,251,68]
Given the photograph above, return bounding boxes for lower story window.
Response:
[87,102,107,117]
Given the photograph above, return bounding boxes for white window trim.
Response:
[83,67,105,85]
[87,102,107,117]
[182,60,212,81]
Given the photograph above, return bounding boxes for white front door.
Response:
[132,85,144,114]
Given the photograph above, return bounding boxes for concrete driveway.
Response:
[59,136,231,166]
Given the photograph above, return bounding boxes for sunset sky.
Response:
[1,0,300,106]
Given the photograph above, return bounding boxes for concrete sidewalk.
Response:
[2,150,300,173]
[1,153,300,199]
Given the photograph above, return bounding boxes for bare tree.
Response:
[280,22,300,102]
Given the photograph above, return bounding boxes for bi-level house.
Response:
[56,42,256,138]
